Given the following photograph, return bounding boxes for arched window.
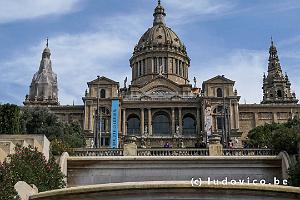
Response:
[217,88,223,97]
[277,90,282,98]
[127,114,140,135]
[217,105,223,113]
[153,112,171,136]
[183,114,196,136]
[100,89,106,98]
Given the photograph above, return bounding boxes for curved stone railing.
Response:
[137,148,209,156]
[29,181,300,200]
[70,148,123,156]
[223,148,276,156]
[70,148,277,157]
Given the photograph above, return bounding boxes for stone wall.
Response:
[239,104,300,140]
[0,134,50,161]
[67,156,282,187]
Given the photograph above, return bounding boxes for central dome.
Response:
[135,25,187,55]
[130,1,190,86]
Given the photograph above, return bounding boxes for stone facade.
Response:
[23,1,300,148]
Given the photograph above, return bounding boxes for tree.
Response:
[62,121,85,148]
[0,104,20,134]
[1,145,65,194]
[271,126,299,154]
[288,160,300,187]
[20,107,63,139]
[20,107,86,155]
[0,163,20,200]
[248,123,282,148]
[51,121,86,155]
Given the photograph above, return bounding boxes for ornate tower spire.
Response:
[24,39,59,106]
[262,38,298,104]
[268,38,283,78]
[153,0,166,26]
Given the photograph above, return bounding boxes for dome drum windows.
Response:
[136,59,147,77]
[164,57,168,73]
[138,61,142,76]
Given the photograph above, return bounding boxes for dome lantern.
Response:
[153,0,166,26]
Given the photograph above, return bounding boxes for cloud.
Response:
[163,0,236,24]
[270,0,300,12]
[0,0,81,24]
[0,12,148,105]
[1,1,300,106]
[191,49,267,104]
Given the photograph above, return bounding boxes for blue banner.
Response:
[110,100,119,148]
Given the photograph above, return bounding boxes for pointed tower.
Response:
[24,39,59,106]
[261,39,298,104]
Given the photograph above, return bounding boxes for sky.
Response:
[0,0,300,105]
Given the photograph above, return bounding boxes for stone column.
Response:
[234,102,239,129]
[151,58,154,73]
[141,108,145,135]
[254,112,258,127]
[178,107,183,135]
[122,109,126,135]
[273,112,278,123]
[88,105,92,130]
[84,102,88,130]
[171,108,175,135]
[148,108,152,135]
[196,108,200,135]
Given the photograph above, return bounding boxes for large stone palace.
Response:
[23,1,300,148]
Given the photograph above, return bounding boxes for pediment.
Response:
[139,76,181,94]
[88,76,119,86]
[203,75,235,84]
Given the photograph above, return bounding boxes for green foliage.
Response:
[50,121,85,155]
[20,107,86,155]
[0,104,20,134]
[248,117,300,153]
[0,163,20,200]
[62,121,86,148]
[288,160,300,187]
[20,107,63,139]
[271,127,299,154]
[248,123,282,148]
[248,116,300,186]
[1,145,65,194]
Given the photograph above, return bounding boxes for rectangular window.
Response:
[143,59,146,75]
[179,61,182,76]
[164,57,168,73]
[138,61,142,76]
[159,57,162,67]
[171,58,174,73]
[154,58,158,73]
[175,59,179,74]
